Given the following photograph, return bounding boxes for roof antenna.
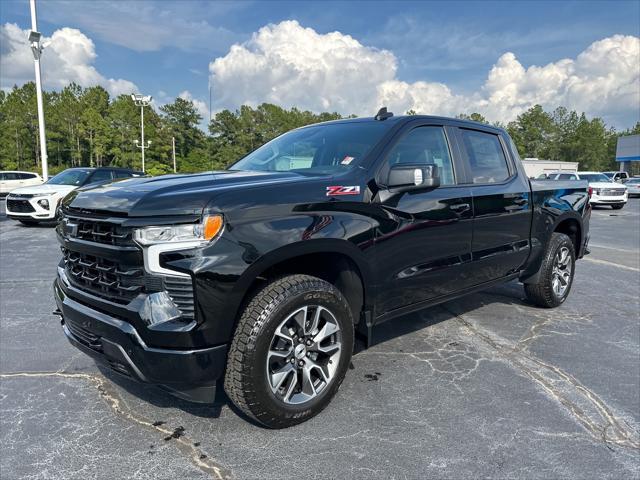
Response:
[375,107,393,121]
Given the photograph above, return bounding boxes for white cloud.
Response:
[0,23,137,96]
[209,20,397,114]
[178,90,210,120]
[209,21,640,127]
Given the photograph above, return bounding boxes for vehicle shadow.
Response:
[97,280,530,426]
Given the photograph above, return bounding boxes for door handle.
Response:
[450,203,470,213]
[513,197,528,206]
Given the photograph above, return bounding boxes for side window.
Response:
[460,129,510,184]
[4,173,19,180]
[386,126,455,185]
[114,170,132,179]
[558,174,576,180]
[87,170,113,184]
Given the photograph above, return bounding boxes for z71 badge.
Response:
[326,186,361,196]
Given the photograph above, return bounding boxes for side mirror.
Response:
[387,163,440,192]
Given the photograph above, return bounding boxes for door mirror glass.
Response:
[388,163,440,192]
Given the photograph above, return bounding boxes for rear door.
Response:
[454,127,531,284]
[372,121,475,315]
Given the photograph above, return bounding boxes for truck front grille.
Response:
[62,248,144,303]
[73,219,135,247]
[600,189,625,196]
[59,214,195,319]
[6,199,35,213]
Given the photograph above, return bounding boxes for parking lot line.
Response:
[583,257,640,272]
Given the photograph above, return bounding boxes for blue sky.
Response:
[1,0,639,128]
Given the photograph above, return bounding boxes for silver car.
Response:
[625,178,640,197]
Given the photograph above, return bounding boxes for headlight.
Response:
[593,189,600,195]
[133,215,223,246]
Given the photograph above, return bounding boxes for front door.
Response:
[371,124,474,316]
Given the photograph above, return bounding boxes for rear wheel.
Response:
[524,232,575,308]
[224,274,354,428]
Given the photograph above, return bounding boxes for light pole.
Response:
[131,94,152,172]
[29,0,48,181]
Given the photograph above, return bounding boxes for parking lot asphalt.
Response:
[1,200,639,480]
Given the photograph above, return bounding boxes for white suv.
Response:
[549,171,628,209]
[5,167,142,224]
[0,171,43,195]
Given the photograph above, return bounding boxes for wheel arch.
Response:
[232,239,372,326]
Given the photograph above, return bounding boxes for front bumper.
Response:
[590,193,627,204]
[6,194,58,220]
[54,279,227,403]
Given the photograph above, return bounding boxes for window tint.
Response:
[386,126,455,185]
[460,129,510,183]
[87,170,113,184]
[4,172,19,180]
[114,170,133,179]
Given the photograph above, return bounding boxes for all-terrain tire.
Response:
[524,232,576,308]
[224,274,354,428]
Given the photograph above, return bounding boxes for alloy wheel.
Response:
[266,305,342,405]
[551,246,572,297]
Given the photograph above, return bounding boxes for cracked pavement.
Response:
[1,200,639,479]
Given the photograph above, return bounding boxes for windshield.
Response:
[47,169,91,185]
[229,122,390,174]
[580,173,611,183]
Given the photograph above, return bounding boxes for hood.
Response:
[8,184,77,196]
[589,181,626,189]
[63,170,313,217]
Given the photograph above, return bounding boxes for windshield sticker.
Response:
[341,156,355,165]
[326,186,360,196]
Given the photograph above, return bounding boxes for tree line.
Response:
[1,82,638,176]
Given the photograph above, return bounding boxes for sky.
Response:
[1,0,639,129]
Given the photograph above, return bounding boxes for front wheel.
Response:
[524,232,576,308]
[611,204,625,210]
[224,274,354,428]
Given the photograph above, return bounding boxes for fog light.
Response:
[139,292,182,328]
[37,199,49,209]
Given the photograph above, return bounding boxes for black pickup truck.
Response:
[54,111,590,428]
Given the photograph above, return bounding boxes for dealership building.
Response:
[617,134,640,175]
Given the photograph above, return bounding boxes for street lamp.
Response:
[29,0,48,181]
[131,93,152,172]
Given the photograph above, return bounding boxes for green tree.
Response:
[160,97,205,165]
[456,112,489,124]
[507,105,557,158]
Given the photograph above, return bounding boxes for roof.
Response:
[302,114,507,134]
